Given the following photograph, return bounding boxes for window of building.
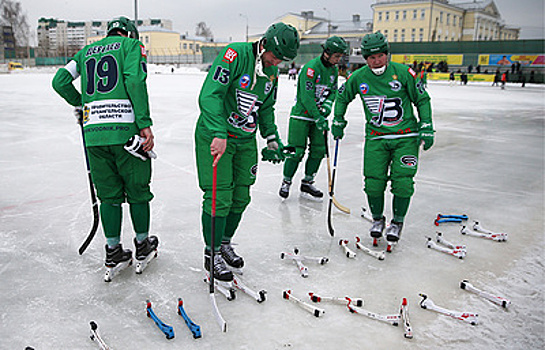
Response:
[378,12,382,21]
[401,28,405,42]
[453,15,456,26]
[403,10,407,20]
[196,44,200,52]
[384,29,388,40]
[419,28,424,42]
[386,11,390,21]
[183,43,187,49]
[421,9,425,19]
[413,10,417,19]
[145,36,149,44]
[189,43,193,50]
[440,12,443,23]
[437,35,441,41]
[447,13,450,25]
[393,28,398,42]
[395,11,399,21]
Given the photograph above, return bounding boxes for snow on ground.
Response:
[0,70,543,350]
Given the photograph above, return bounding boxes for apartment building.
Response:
[37,18,172,57]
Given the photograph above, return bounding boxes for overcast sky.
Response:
[19,0,544,42]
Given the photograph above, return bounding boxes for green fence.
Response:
[36,57,70,65]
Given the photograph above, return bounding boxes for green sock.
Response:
[100,203,122,245]
[223,211,243,242]
[283,158,300,180]
[393,196,411,222]
[366,195,384,220]
[304,157,322,180]
[202,212,227,251]
[129,202,150,236]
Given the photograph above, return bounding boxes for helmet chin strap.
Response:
[371,63,387,75]
[252,39,268,89]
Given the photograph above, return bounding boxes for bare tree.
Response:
[1,0,30,49]
[195,22,213,41]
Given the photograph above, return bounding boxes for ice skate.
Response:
[279,179,292,199]
[220,242,244,274]
[300,180,323,201]
[134,236,159,274]
[104,244,133,282]
[369,216,386,239]
[386,221,403,242]
[205,250,234,282]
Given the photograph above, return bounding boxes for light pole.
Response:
[239,14,248,42]
[134,0,139,30]
[323,7,331,38]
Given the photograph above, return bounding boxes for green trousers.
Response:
[195,129,257,249]
[364,137,419,222]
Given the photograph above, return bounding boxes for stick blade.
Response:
[332,196,350,214]
[210,293,227,332]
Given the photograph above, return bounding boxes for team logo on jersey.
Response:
[408,68,417,78]
[389,80,402,92]
[400,155,418,168]
[250,164,258,177]
[82,106,91,124]
[364,96,404,127]
[360,83,369,95]
[140,45,147,58]
[315,84,330,105]
[264,81,273,94]
[227,90,262,133]
[222,48,238,63]
[239,74,251,89]
[316,74,321,83]
[416,80,426,94]
[307,68,315,79]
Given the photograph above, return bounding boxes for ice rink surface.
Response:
[0,67,543,349]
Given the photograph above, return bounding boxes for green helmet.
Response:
[361,32,389,58]
[108,16,139,39]
[263,22,300,61]
[323,36,349,55]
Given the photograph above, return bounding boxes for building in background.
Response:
[249,11,373,46]
[37,18,172,57]
[371,0,519,43]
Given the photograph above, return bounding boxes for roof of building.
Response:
[137,26,177,34]
[303,18,373,35]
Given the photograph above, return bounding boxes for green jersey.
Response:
[334,61,432,140]
[197,42,279,142]
[52,35,152,146]
[290,56,338,121]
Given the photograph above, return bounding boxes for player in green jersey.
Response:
[332,32,434,243]
[195,23,299,281]
[52,16,158,275]
[279,36,349,200]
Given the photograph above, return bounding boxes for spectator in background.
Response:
[492,69,500,86]
[449,71,455,87]
[501,71,507,89]
[475,65,481,73]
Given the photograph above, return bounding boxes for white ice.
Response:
[0,66,543,349]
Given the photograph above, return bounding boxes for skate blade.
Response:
[226,265,243,275]
[299,192,324,202]
[135,250,158,274]
[104,259,133,282]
